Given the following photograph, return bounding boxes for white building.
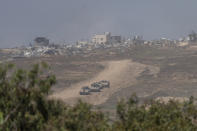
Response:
[92,32,111,44]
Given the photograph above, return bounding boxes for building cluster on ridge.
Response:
[1,31,197,58]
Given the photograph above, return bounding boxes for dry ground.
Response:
[5,46,197,110]
[50,59,159,105]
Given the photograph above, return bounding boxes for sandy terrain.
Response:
[51,59,152,105]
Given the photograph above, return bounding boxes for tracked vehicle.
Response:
[89,85,101,92]
[100,80,110,88]
[79,80,110,95]
[79,86,90,95]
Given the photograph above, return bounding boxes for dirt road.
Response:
[51,59,157,105]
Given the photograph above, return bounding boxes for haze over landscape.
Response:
[3,1,197,130]
[1,0,197,48]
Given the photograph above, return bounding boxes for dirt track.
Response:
[51,59,157,105]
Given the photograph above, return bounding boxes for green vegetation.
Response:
[1,63,197,131]
[113,95,197,131]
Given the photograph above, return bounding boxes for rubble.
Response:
[0,32,195,59]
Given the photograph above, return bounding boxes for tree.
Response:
[113,95,197,131]
[45,100,109,131]
[34,37,49,46]
[0,63,109,131]
[0,62,56,130]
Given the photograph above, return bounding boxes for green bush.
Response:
[113,95,197,131]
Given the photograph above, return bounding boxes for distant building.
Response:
[34,37,49,46]
[133,35,144,45]
[133,35,143,41]
[92,32,111,44]
[178,42,189,47]
[77,40,88,45]
[111,36,122,43]
[188,31,197,43]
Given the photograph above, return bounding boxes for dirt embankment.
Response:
[50,59,158,105]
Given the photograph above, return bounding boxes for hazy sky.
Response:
[0,0,197,48]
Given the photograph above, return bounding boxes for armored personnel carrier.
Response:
[79,86,90,95]
[91,82,102,89]
[89,84,101,92]
[90,80,110,90]
[99,80,110,88]
[79,80,110,95]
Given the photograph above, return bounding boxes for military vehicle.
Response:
[89,84,101,92]
[79,80,110,95]
[91,82,102,89]
[79,86,90,95]
[99,80,110,88]
[90,80,110,90]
